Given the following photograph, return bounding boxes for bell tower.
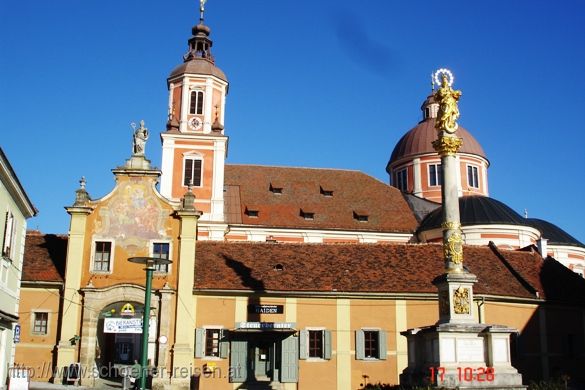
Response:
[160,1,228,239]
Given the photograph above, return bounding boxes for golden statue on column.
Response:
[434,68,462,134]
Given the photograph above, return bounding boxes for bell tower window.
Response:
[189,91,204,115]
[183,156,203,187]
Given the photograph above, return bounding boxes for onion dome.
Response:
[168,12,227,82]
[526,218,585,248]
[419,196,529,232]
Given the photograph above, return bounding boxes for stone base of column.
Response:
[400,323,524,389]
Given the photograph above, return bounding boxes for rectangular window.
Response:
[189,91,204,115]
[152,242,170,273]
[33,312,48,335]
[205,329,221,357]
[429,164,443,187]
[467,165,479,188]
[308,330,323,358]
[1,259,9,285]
[364,330,379,358]
[2,211,15,259]
[93,241,112,272]
[356,329,387,360]
[184,158,203,187]
[395,168,408,192]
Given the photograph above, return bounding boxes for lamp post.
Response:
[128,257,172,390]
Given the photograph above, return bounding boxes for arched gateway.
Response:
[78,284,174,378]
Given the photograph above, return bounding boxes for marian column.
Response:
[431,69,477,325]
[400,70,524,389]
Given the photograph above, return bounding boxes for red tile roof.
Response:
[224,165,418,233]
[194,241,585,303]
[22,231,66,283]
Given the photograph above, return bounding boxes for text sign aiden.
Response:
[247,304,284,314]
[236,322,295,330]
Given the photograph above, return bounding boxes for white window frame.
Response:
[0,258,9,286]
[149,240,172,274]
[356,327,387,361]
[182,153,204,188]
[195,325,226,360]
[428,163,442,187]
[467,164,480,189]
[31,311,50,336]
[189,90,205,115]
[90,238,115,274]
[395,168,408,192]
[2,211,15,259]
[303,327,330,361]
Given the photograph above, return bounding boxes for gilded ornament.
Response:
[432,136,463,156]
[453,286,470,314]
[441,221,461,231]
[444,229,464,265]
[434,70,462,134]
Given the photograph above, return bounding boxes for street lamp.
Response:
[128,257,172,390]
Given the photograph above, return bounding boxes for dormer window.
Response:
[320,186,333,197]
[353,211,369,222]
[189,90,204,115]
[269,183,283,195]
[245,207,259,218]
[300,209,314,221]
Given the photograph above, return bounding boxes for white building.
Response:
[0,148,37,389]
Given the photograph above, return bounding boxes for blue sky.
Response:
[1,0,584,243]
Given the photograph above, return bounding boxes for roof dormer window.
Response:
[245,207,259,218]
[269,183,283,195]
[320,186,333,197]
[353,211,369,222]
[300,209,314,221]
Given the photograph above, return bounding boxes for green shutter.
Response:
[356,330,365,360]
[229,340,247,382]
[298,330,308,360]
[194,328,204,358]
[378,331,387,360]
[324,330,332,360]
[219,329,229,359]
[281,335,298,383]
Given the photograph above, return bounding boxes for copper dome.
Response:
[168,58,227,82]
[388,118,487,166]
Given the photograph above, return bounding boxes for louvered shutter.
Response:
[356,330,365,360]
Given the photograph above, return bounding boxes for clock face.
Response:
[188,117,203,130]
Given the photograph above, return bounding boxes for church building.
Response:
[14,3,585,390]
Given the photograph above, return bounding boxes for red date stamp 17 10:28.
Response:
[429,367,496,383]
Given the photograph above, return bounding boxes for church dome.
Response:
[388,118,487,167]
[418,195,528,232]
[169,58,227,82]
[526,218,585,248]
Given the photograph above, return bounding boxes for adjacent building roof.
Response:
[22,231,66,283]
[194,241,585,304]
[224,165,418,233]
[418,196,530,232]
[0,148,37,218]
[526,218,585,248]
[387,118,487,167]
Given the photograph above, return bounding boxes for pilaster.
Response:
[56,206,92,369]
[172,208,201,377]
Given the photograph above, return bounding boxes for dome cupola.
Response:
[386,80,490,203]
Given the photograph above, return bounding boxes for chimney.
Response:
[536,238,548,258]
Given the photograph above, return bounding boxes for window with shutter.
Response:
[183,157,203,187]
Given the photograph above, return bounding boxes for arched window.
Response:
[183,155,203,187]
[189,91,204,115]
